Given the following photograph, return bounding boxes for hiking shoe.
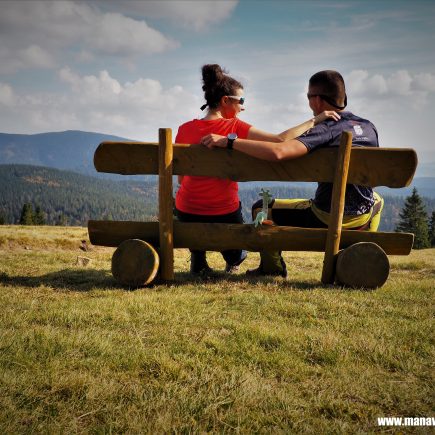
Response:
[191,263,214,275]
[196,265,216,277]
[246,266,287,278]
[190,252,210,274]
[246,257,287,278]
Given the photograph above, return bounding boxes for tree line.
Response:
[0,164,434,249]
[3,188,434,250]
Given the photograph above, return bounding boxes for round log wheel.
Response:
[335,242,390,289]
[112,239,159,287]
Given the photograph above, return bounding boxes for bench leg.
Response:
[335,242,390,288]
[158,128,174,281]
[321,131,353,284]
[112,239,160,287]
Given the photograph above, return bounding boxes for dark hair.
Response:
[201,64,243,110]
[309,70,347,109]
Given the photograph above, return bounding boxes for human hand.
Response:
[200,134,227,148]
[314,110,341,125]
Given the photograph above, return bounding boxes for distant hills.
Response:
[1,129,434,191]
[0,129,433,189]
[0,129,434,230]
[0,130,138,178]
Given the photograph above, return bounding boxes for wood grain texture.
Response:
[88,220,414,255]
[335,242,390,288]
[94,140,417,187]
[111,239,159,287]
[158,128,174,281]
[322,131,353,284]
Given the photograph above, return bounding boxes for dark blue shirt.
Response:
[297,111,379,215]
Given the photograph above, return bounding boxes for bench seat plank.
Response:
[94,142,417,188]
[88,220,414,255]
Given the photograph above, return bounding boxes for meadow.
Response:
[0,225,434,434]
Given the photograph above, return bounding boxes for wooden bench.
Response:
[88,128,417,288]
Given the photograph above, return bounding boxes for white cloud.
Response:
[0,83,15,105]
[90,12,177,55]
[1,68,199,139]
[386,70,413,95]
[0,45,56,74]
[0,1,177,73]
[100,0,238,32]
[347,69,435,100]
[412,73,435,92]
[20,45,56,69]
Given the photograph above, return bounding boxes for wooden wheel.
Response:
[112,239,159,287]
[335,242,390,289]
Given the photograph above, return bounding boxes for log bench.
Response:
[88,128,417,288]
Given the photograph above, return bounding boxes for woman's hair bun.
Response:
[200,63,242,109]
[202,64,225,88]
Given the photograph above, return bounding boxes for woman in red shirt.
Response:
[175,64,338,275]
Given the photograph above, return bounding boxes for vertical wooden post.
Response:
[321,131,353,284]
[158,128,174,281]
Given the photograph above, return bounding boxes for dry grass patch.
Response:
[0,226,434,433]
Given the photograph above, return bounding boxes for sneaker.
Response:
[225,264,240,274]
[225,250,247,274]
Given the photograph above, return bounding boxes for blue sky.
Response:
[1,0,434,175]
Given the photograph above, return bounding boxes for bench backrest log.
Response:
[94,139,417,187]
[92,128,417,283]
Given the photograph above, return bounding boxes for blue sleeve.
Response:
[296,123,334,152]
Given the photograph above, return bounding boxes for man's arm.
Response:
[246,110,340,143]
[201,135,309,161]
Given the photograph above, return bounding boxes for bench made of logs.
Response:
[88,128,417,288]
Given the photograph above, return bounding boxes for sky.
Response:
[1,0,434,175]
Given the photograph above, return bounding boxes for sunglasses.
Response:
[307,93,347,110]
[228,96,245,105]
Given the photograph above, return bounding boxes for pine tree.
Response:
[0,213,5,225]
[19,203,34,225]
[56,213,67,226]
[429,211,435,248]
[395,188,430,249]
[34,205,46,225]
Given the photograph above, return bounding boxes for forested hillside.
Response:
[1,164,434,231]
[0,165,158,225]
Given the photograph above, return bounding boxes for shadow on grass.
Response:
[0,270,363,293]
[0,269,117,292]
[156,271,319,291]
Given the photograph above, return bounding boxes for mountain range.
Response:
[0,130,136,178]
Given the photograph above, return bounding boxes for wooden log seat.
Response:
[88,128,417,288]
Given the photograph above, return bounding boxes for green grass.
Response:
[0,225,434,433]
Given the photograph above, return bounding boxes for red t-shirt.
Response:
[175,117,251,215]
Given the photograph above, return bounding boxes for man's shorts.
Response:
[253,192,384,232]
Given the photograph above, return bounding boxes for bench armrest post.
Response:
[321,131,353,284]
[158,128,174,281]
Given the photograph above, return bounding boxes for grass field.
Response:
[0,225,434,434]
